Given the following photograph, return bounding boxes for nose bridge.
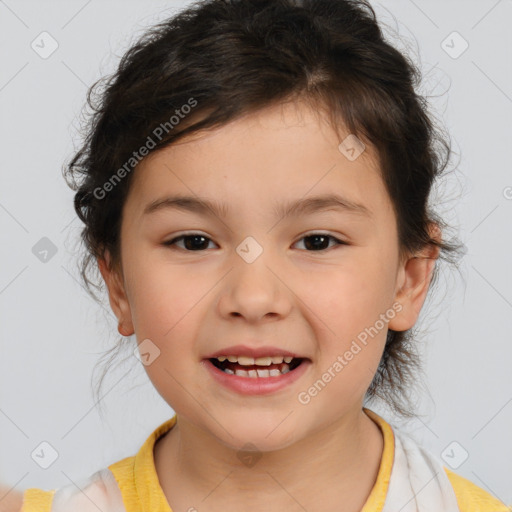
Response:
[234,233,277,295]
[219,234,290,321]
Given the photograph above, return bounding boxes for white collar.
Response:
[382,427,460,511]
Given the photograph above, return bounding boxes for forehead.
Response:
[125,101,391,223]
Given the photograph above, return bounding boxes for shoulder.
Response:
[444,467,511,512]
[20,488,55,512]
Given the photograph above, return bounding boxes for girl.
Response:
[9,0,510,510]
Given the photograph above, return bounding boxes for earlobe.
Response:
[97,251,135,337]
[388,225,441,332]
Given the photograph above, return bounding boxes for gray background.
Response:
[0,0,511,506]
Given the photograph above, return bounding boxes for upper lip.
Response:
[205,344,308,360]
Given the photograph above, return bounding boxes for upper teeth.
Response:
[216,355,294,365]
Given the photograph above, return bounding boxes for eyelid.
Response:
[163,232,217,247]
[296,230,347,241]
[292,232,348,250]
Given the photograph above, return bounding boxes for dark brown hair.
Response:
[64,0,465,419]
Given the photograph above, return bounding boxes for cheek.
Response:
[301,253,396,336]
[127,255,207,334]
[126,262,209,408]
[297,253,394,388]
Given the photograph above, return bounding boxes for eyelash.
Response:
[162,232,348,252]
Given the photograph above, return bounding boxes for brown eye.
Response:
[293,233,346,252]
[163,234,216,251]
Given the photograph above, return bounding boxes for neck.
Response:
[154,407,384,512]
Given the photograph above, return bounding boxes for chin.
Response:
[213,416,301,453]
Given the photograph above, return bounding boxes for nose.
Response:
[217,252,292,324]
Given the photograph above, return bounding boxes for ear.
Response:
[388,223,442,332]
[97,250,134,337]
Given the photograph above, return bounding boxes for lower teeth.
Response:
[223,366,290,378]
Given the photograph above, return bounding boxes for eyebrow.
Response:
[143,193,372,219]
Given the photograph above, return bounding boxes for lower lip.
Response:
[203,359,311,395]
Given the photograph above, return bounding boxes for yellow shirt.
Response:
[21,408,510,512]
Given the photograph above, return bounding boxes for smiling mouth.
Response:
[209,357,304,377]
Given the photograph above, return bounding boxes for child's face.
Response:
[101,100,429,450]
